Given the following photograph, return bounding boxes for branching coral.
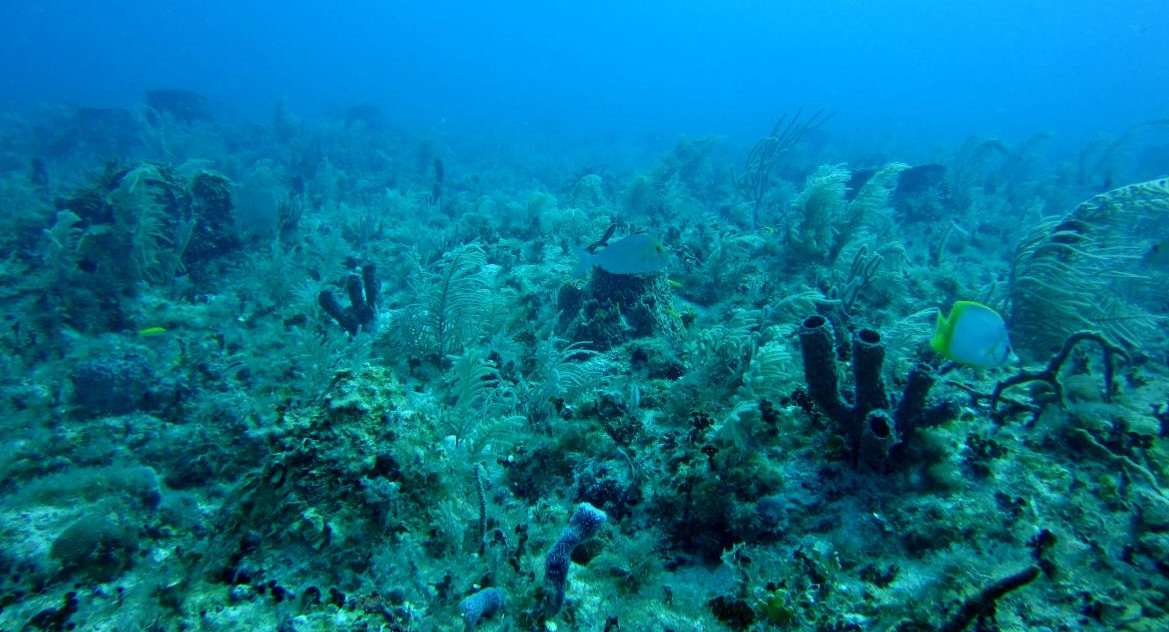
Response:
[991,330,1130,412]
[732,109,834,227]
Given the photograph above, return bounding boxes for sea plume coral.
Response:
[395,243,491,361]
[785,162,908,267]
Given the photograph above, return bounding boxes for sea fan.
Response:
[1007,177,1169,358]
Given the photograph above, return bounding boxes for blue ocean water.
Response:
[4,1,1167,149]
[1,1,1168,631]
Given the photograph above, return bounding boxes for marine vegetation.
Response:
[0,96,1168,632]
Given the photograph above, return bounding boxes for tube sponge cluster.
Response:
[544,502,608,616]
[797,315,955,471]
[318,263,379,335]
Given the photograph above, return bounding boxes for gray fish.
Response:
[575,233,669,275]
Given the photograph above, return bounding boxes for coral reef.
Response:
[0,92,1167,632]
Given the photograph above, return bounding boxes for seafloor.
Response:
[0,96,1167,632]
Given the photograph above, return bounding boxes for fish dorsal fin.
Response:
[930,307,952,355]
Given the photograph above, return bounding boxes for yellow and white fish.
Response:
[930,301,1014,369]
